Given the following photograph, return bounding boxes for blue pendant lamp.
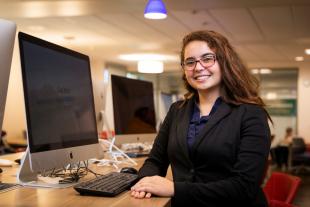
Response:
[144,0,167,19]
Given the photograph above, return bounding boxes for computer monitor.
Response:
[17,32,102,187]
[111,75,157,145]
[0,19,16,138]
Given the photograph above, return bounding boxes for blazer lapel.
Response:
[176,98,194,164]
[192,101,232,150]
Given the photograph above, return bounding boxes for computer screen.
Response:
[18,32,102,177]
[0,19,16,138]
[111,75,156,145]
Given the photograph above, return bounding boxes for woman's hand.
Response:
[131,190,152,199]
[131,176,174,198]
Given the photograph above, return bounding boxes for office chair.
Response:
[0,131,7,155]
[0,130,16,154]
[263,172,301,205]
[290,137,310,174]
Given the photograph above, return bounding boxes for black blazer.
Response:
[138,97,271,207]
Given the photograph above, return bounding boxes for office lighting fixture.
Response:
[295,56,304,62]
[251,69,259,74]
[144,0,167,19]
[266,92,278,100]
[260,68,272,74]
[251,68,272,74]
[138,60,163,73]
[305,49,310,55]
[119,53,177,61]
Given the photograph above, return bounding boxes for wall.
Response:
[3,42,26,141]
[298,65,310,143]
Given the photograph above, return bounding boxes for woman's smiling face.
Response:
[183,40,222,94]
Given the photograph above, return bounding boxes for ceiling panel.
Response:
[209,8,264,42]
[1,0,310,72]
[96,13,172,44]
[274,44,308,60]
[250,6,294,40]
[234,45,261,62]
[68,16,141,44]
[131,13,189,42]
[245,44,287,61]
[170,10,232,39]
[292,6,310,38]
[13,17,117,50]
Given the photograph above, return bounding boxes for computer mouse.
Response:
[120,167,138,174]
[14,159,21,165]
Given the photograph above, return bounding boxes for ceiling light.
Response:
[144,0,167,20]
[251,68,272,74]
[251,69,259,74]
[305,49,310,55]
[119,53,177,61]
[295,56,304,61]
[138,60,163,73]
[266,92,277,100]
[260,68,272,74]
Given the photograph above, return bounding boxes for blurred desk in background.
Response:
[6,137,27,146]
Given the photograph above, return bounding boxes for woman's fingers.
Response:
[131,190,151,199]
[131,175,174,197]
[137,191,146,198]
[145,192,152,198]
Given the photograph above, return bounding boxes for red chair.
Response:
[269,200,298,207]
[263,172,301,204]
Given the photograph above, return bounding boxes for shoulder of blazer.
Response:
[233,103,267,122]
[237,103,265,113]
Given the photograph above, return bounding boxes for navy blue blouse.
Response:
[187,97,222,150]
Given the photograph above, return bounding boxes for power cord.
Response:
[40,160,104,184]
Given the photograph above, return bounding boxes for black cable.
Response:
[37,160,104,184]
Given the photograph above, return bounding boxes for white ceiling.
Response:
[1,0,310,72]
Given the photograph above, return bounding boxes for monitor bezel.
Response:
[110,75,157,145]
[18,32,99,154]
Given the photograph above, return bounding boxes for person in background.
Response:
[269,134,277,165]
[130,30,271,207]
[275,127,293,171]
[0,130,15,154]
[0,131,6,154]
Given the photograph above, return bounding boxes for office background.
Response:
[1,0,310,144]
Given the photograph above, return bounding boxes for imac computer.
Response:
[17,32,102,187]
[111,75,157,146]
[0,19,16,138]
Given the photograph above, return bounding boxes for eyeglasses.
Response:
[182,53,216,71]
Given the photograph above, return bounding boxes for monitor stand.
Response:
[17,148,76,188]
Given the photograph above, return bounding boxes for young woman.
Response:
[131,30,271,207]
